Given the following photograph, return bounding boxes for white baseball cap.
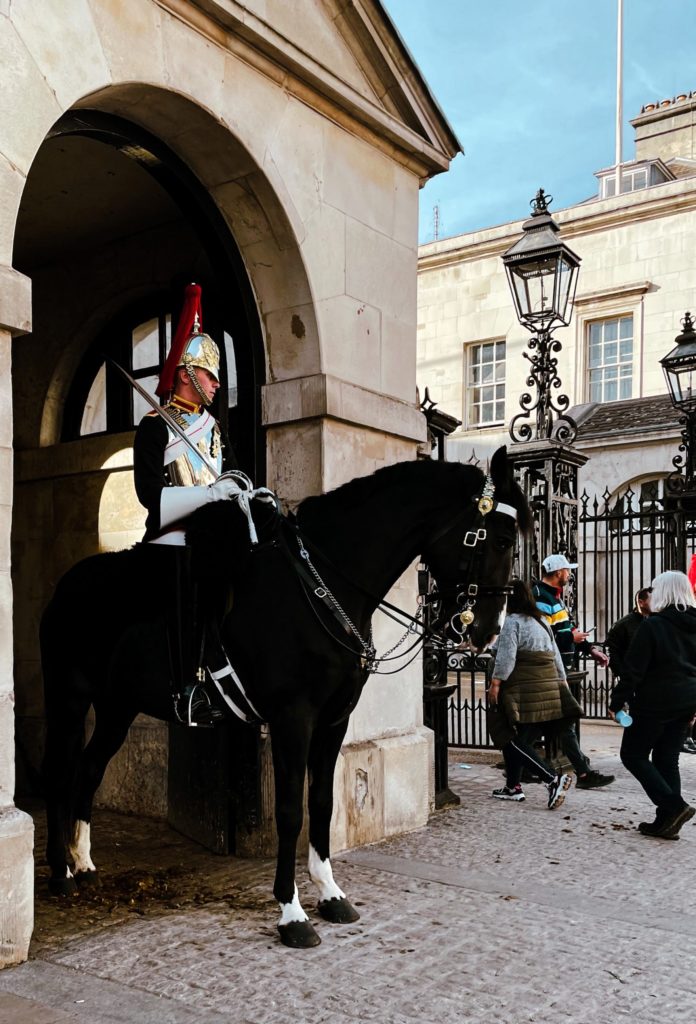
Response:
[542,553,578,573]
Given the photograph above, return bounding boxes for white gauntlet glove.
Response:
[159,478,242,529]
[206,477,243,503]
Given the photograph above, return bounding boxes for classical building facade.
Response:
[1,0,460,965]
[417,94,696,497]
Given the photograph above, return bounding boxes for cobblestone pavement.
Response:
[3,726,696,1024]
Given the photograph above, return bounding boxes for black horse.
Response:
[40,448,530,947]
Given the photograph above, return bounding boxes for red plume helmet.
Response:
[156,283,203,398]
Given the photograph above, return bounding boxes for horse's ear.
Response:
[490,445,511,488]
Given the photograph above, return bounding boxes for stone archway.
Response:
[11,89,323,857]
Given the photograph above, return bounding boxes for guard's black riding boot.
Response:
[168,548,224,728]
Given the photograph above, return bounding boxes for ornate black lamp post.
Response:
[502,190,588,763]
[419,389,462,808]
[502,188,582,445]
[661,312,696,495]
[660,311,696,568]
[501,190,587,586]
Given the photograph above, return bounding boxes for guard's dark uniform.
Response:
[134,393,225,542]
[132,330,235,726]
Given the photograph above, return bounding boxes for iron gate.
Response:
[443,481,696,748]
[574,482,696,719]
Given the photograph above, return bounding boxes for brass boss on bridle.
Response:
[425,474,517,641]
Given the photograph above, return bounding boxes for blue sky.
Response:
[382,0,696,243]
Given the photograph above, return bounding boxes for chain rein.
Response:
[298,540,377,663]
[295,472,515,670]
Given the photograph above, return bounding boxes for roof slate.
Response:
[572,393,681,440]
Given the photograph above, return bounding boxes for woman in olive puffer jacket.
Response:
[488,579,583,810]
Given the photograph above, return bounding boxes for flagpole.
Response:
[614,0,624,197]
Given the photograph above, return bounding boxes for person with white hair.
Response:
[609,570,696,839]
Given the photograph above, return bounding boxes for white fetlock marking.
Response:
[278,884,309,926]
[308,844,345,903]
[69,820,96,874]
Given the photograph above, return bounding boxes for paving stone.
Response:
[3,729,696,1023]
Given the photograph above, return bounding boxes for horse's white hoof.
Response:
[317,897,360,923]
[277,920,322,948]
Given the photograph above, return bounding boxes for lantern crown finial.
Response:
[679,311,695,339]
[531,188,552,217]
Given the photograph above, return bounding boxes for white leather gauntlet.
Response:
[159,478,245,529]
[159,486,209,529]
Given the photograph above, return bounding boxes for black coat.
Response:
[609,606,696,716]
[606,610,646,678]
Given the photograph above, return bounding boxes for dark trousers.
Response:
[503,724,557,788]
[620,713,691,812]
[558,724,591,777]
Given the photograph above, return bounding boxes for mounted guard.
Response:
[132,282,258,726]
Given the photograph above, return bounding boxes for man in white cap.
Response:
[533,553,614,790]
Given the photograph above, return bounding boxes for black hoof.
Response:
[48,876,79,897]
[75,870,101,890]
[277,920,322,948]
[317,897,361,924]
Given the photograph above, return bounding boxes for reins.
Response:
[273,473,519,670]
[276,521,426,673]
[231,467,518,672]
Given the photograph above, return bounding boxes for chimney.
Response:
[631,92,696,173]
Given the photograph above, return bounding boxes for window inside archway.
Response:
[66,301,237,441]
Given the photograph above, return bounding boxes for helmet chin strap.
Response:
[185,363,214,407]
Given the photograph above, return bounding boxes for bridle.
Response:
[282,469,519,665]
[423,473,517,644]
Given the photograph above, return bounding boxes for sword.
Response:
[107,357,220,479]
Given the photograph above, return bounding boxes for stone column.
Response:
[0,266,34,967]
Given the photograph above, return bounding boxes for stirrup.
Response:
[173,685,224,728]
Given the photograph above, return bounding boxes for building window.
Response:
[597,160,670,199]
[601,167,648,198]
[466,341,505,426]
[610,477,664,534]
[587,315,633,403]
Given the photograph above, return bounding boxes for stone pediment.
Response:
[180,0,461,175]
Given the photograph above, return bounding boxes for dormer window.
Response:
[596,158,673,199]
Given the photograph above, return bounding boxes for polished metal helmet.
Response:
[179,332,220,383]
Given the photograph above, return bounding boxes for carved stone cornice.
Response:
[158,0,461,177]
[418,178,696,272]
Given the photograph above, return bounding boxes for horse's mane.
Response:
[298,456,531,536]
[298,459,484,520]
[178,454,530,575]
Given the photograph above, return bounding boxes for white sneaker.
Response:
[492,785,525,802]
[547,773,572,810]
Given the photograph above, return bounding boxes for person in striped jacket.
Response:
[532,554,615,790]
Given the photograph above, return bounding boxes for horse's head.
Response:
[422,447,531,652]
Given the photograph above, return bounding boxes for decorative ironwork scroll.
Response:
[509,329,578,444]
